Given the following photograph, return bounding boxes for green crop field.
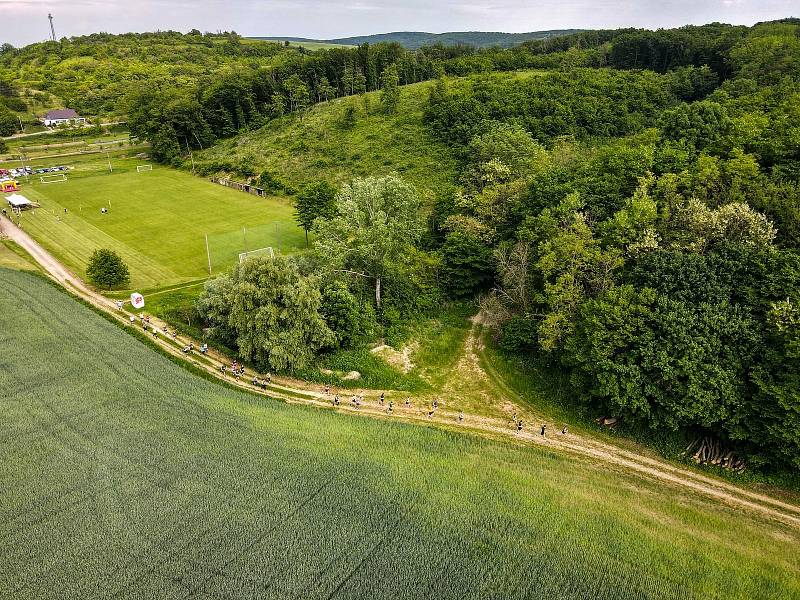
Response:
[2,267,798,599]
[11,157,305,290]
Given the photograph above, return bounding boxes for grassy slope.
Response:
[196,81,460,197]
[13,155,305,290]
[0,240,40,272]
[2,267,799,599]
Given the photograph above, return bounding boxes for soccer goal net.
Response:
[137,165,153,173]
[239,247,275,263]
[40,173,67,184]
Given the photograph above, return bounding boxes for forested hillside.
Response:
[0,31,294,125]
[188,20,800,475]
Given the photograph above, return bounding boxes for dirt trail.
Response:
[3,213,800,530]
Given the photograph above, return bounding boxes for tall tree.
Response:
[380,64,401,113]
[313,175,422,308]
[196,256,334,371]
[295,181,338,247]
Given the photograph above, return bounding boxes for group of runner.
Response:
[512,413,568,436]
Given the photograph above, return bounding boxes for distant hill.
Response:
[255,30,584,50]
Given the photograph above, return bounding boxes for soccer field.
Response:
[2,268,799,599]
[11,157,305,290]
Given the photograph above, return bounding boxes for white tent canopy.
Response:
[5,194,38,209]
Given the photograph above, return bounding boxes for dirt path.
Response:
[3,213,800,530]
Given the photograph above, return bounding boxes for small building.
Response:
[5,193,39,210]
[42,109,86,127]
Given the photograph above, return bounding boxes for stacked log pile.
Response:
[683,436,746,472]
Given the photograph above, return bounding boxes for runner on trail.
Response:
[512,412,517,423]
[405,397,411,407]
[428,410,434,418]
[252,375,259,386]
[388,400,393,413]
[380,392,385,405]
[129,315,135,324]
[267,373,271,384]
[325,384,330,395]
[517,420,523,432]
[261,379,267,390]
[458,411,464,423]
[541,424,546,436]
[433,399,438,410]
[562,426,568,435]
[334,394,340,406]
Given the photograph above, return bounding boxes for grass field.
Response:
[2,267,799,599]
[196,81,460,196]
[9,156,305,290]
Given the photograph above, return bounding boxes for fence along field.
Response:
[10,155,305,290]
[1,267,798,599]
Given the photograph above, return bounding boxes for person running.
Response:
[221,365,226,375]
[433,399,438,410]
[252,375,259,386]
[388,400,393,413]
[517,420,523,432]
[334,394,340,406]
[324,384,330,395]
[458,411,464,423]
[428,410,434,418]
[261,379,267,390]
[540,424,546,436]
[405,397,411,407]
[380,392,385,405]
[267,373,271,384]
[129,315,135,325]
[562,425,568,435]
[512,412,517,423]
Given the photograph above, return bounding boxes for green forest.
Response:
[3,20,799,475]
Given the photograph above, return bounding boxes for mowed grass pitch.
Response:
[2,268,799,600]
[13,157,305,290]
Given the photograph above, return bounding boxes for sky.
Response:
[1,0,798,46]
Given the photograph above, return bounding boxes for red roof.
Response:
[45,109,80,119]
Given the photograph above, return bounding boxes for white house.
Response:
[42,109,86,127]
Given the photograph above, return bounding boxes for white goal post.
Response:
[40,173,67,184]
[137,164,153,173]
[239,247,275,263]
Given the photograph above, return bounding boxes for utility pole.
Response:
[48,14,56,42]
[205,234,212,275]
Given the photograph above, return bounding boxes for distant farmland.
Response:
[2,267,798,599]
